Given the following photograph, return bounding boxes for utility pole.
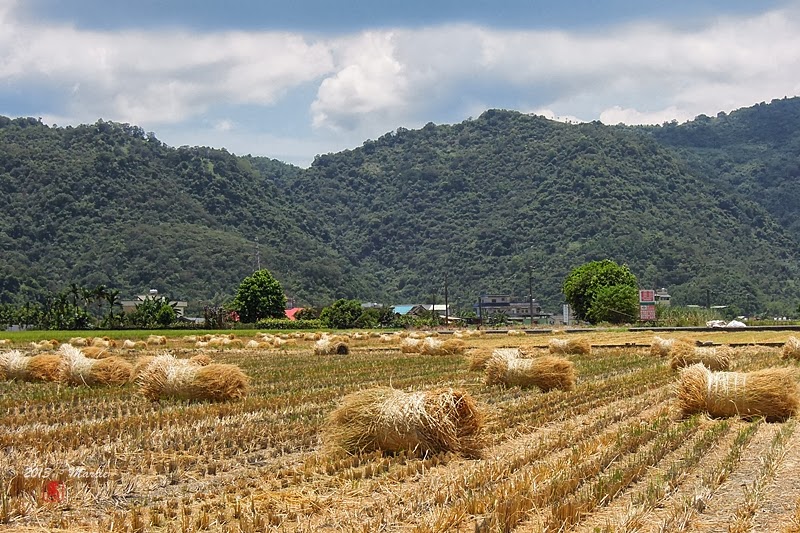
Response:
[529,269,534,327]
[444,272,449,327]
[254,237,261,271]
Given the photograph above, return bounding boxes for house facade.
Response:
[474,294,549,322]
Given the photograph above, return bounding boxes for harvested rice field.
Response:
[2,329,800,532]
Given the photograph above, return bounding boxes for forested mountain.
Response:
[0,117,365,310]
[273,106,800,315]
[1,97,800,316]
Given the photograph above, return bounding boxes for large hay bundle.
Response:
[650,336,677,358]
[782,336,800,360]
[0,351,62,382]
[137,354,249,402]
[82,346,111,359]
[469,348,519,371]
[59,345,133,386]
[676,364,799,421]
[507,329,526,337]
[400,338,422,353]
[485,355,576,391]
[130,356,155,381]
[420,337,465,356]
[670,344,731,371]
[324,387,484,457]
[548,337,591,355]
[314,337,350,355]
[147,335,168,346]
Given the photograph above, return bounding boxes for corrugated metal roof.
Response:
[392,304,416,315]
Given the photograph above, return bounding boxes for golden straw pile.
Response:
[314,336,350,355]
[59,344,133,386]
[676,363,799,421]
[0,350,62,382]
[468,348,519,371]
[485,353,575,391]
[137,354,249,402]
[782,336,800,360]
[324,387,484,457]
[548,337,591,355]
[670,343,732,371]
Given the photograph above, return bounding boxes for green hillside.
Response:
[272,107,800,315]
[2,97,800,317]
[0,117,364,310]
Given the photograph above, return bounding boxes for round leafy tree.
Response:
[232,269,287,323]
[320,299,362,329]
[587,284,639,324]
[562,259,638,323]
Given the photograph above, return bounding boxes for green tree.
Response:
[320,299,362,329]
[232,269,287,323]
[126,296,177,328]
[563,259,638,322]
[587,284,639,324]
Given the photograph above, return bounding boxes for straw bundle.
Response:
[401,338,422,353]
[507,330,526,337]
[82,346,110,359]
[548,338,591,355]
[469,348,519,371]
[324,387,484,457]
[782,336,800,360]
[130,356,155,381]
[314,337,350,355]
[147,335,168,346]
[122,339,147,350]
[670,344,732,371]
[485,355,576,391]
[420,337,465,356]
[90,337,116,348]
[650,336,677,358]
[189,354,212,366]
[59,344,132,386]
[0,351,62,382]
[0,339,10,346]
[676,364,799,421]
[30,339,59,351]
[68,337,89,347]
[137,354,249,402]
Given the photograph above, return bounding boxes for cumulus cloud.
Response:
[1,1,800,161]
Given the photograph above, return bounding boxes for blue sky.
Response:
[2,0,799,166]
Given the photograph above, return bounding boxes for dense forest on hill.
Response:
[0,117,366,310]
[1,97,800,316]
[273,105,800,315]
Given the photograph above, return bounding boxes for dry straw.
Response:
[676,364,799,421]
[548,337,591,355]
[650,336,678,358]
[314,337,350,355]
[420,337,466,356]
[485,354,576,391]
[782,336,800,360]
[59,345,132,386]
[137,354,249,402]
[468,348,520,371]
[324,387,484,457]
[0,350,62,382]
[670,344,732,371]
[400,338,422,353]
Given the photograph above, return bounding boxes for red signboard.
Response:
[639,290,655,303]
[640,305,656,321]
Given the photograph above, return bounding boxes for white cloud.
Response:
[1,2,800,161]
[599,105,692,125]
[531,108,586,124]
